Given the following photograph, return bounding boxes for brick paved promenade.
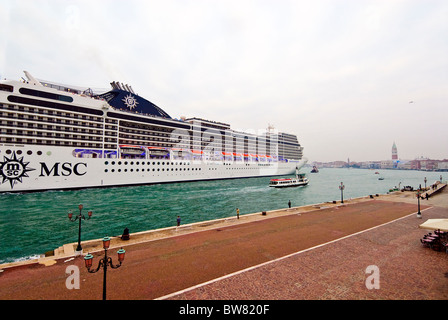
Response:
[168,200,448,300]
[0,187,447,300]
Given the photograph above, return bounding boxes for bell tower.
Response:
[392,142,398,161]
[392,142,398,168]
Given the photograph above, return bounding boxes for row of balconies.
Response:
[0,136,114,149]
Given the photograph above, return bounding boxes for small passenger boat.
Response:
[269,168,309,188]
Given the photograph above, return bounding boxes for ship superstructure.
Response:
[0,71,306,193]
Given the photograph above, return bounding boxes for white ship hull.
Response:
[0,71,307,193]
[0,145,305,193]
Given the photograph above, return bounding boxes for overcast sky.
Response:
[1,0,447,162]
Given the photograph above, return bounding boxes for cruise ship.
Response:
[0,71,306,193]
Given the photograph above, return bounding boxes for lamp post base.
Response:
[74,249,83,256]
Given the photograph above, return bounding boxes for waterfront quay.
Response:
[0,186,447,300]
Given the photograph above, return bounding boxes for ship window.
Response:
[19,87,74,103]
[7,95,103,116]
[0,84,13,92]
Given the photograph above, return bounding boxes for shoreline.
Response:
[2,185,443,271]
[0,192,384,270]
[0,186,446,299]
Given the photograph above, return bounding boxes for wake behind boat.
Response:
[269,168,309,188]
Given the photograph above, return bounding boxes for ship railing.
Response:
[111,145,285,164]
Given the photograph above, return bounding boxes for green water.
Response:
[0,168,443,264]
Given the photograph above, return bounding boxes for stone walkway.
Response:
[0,187,447,300]
[166,205,448,300]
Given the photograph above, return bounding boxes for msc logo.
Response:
[0,152,36,189]
[39,162,87,177]
[0,152,88,190]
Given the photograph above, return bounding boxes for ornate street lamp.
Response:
[84,237,126,300]
[339,182,345,204]
[68,204,92,253]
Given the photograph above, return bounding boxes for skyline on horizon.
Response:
[312,141,448,163]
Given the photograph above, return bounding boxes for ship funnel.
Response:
[23,71,42,86]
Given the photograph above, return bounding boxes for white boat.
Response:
[0,71,307,193]
[269,168,309,188]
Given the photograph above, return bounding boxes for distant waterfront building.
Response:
[381,160,394,169]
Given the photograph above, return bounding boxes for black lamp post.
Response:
[68,204,92,252]
[84,237,126,300]
[339,182,345,204]
[416,191,422,219]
